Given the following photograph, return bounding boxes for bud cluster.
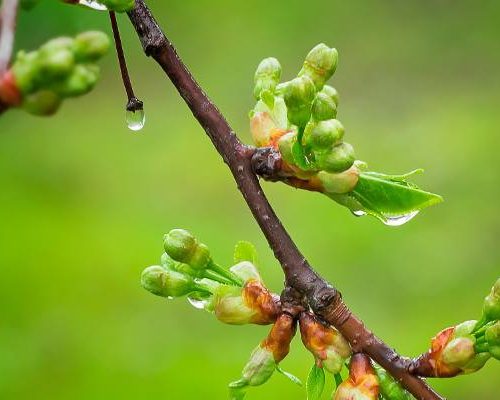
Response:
[412,278,500,377]
[248,45,443,224]
[0,32,110,116]
[249,43,357,194]
[141,229,280,326]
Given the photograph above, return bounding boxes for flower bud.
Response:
[141,265,196,298]
[334,353,379,400]
[299,44,338,90]
[321,85,340,106]
[300,312,351,375]
[230,261,261,283]
[49,64,100,97]
[254,57,282,99]
[311,92,337,121]
[316,142,356,173]
[483,278,500,321]
[486,321,500,360]
[73,31,110,62]
[11,50,41,94]
[283,75,316,128]
[441,337,475,369]
[230,313,296,391]
[0,70,22,106]
[277,131,297,166]
[38,38,75,79]
[213,280,279,325]
[22,90,61,116]
[250,110,277,147]
[413,321,490,377]
[374,365,413,400]
[163,229,211,270]
[318,166,360,195]
[303,119,344,150]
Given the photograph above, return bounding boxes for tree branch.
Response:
[127,2,444,399]
[0,0,19,76]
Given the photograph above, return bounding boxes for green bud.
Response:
[240,346,276,386]
[321,85,339,106]
[299,43,338,90]
[318,167,360,195]
[282,75,316,128]
[375,365,413,400]
[461,352,491,374]
[254,57,282,99]
[38,37,75,79]
[141,265,195,298]
[483,278,500,321]
[213,285,255,325]
[11,50,41,94]
[490,346,500,360]
[163,229,211,270]
[442,337,476,368]
[485,321,500,347]
[49,64,100,97]
[303,119,344,150]
[277,131,297,166]
[311,92,337,121]
[454,320,477,337]
[73,31,110,62]
[230,261,261,282]
[22,90,61,116]
[315,142,356,173]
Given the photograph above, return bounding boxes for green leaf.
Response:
[350,172,443,224]
[292,140,312,170]
[233,241,258,265]
[334,373,343,389]
[276,366,303,387]
[306,364,325,400]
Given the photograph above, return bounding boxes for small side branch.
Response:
[0,0,19,76]
[127,2,444,399]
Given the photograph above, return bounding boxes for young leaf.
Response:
[350,172,443,223]
[276,365,303,387]
[306,364,325,400]
[334,372,343,388]
[233,241,258,265]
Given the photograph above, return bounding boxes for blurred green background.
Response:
[1,1,499,399]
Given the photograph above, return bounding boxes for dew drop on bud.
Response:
[383,211,419,227]
[187,295,209,310]
[166,296,174,301]
[126,108,145,131]
[351,210,366,217]
[77,0,108,10]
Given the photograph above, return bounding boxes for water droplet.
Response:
[166,296,174,300]
[187,295,209,310]
[77,0,108,10]
[126,108,145,131]
[383,211,419,227]
[352,210,366,217]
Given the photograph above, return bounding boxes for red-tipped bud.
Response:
[299,312,351,374]
[334,353,379,400]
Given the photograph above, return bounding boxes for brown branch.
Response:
[127,2,443,399]
[0,0,19,75]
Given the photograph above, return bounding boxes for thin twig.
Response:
[127,2,444,399]
[0,0,19,76]
[109,10,142,111]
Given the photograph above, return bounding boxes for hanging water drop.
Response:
[187,295,209,310]
[352,210,367,217]
[126,108,145,131]
[383,211,419,227]
[77,0,108,10]
[166,296,174,300]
